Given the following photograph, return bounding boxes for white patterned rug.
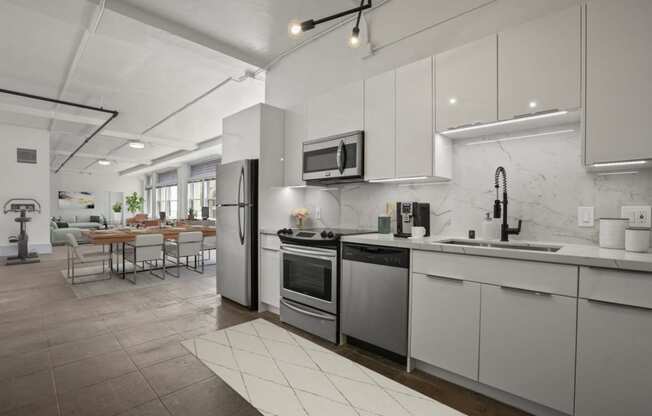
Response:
[181,318,465,416]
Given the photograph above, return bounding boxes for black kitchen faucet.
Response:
[493,166,522,242]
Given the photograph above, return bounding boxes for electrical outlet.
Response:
[621,205,651,228]
[577,206,594,227]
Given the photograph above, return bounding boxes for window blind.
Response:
[157,170,178,186]
[145,175,152,189]
[190,160,218,181]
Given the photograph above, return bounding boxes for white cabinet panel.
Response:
[283,103,306,187]
[260,247,280,309]
[585,0,652,164]
[396,58,433,178]
[436,35,497,131]
[479,285,576,414]
[307,81,363,140]
[411,273,480,380]
[364,70,396,180]
[499,6,580,119]
[575,298,652,416]
[222,104,261,164]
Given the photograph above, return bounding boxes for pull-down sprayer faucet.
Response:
[493,167,522,242]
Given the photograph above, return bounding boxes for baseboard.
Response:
[412,359,570,416]
[260,303,280,315]
[0,242,52,256]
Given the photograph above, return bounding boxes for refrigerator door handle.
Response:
[237,166,245,245]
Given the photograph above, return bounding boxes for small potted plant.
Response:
[112,202,122,224]
[292,208,309,229]
[125,192,144,214]
[188,208,195,220]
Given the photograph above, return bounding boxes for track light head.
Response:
[349,26,361,48]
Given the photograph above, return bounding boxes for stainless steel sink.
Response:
[436,239,562,253]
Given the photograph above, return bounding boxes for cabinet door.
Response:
[222,104,261,164]
[260,248,280,308]
[479,285,576,414]
[585,0,652,164]
[396,58,433,178]
[436,35,497,131]
[283,103,306,187]
[499,6,580,119]
[575,299,652,416]
[364,70,396,180]
[411,273,481,380]
[306,80,363,140]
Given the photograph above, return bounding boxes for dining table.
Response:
[81,225,216,279]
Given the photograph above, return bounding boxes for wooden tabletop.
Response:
[81,226,216,245]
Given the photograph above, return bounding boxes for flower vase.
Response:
[297,217,304,229]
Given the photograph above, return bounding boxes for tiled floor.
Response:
[181,318,466,416]
[1,247,530,416]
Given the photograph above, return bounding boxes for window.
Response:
[187,178,216,219]
[156,185,178,219]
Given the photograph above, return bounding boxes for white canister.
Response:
[625,228,650,253]
[599,218,629,249]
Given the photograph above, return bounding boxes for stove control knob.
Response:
[327,231,334,238]
[287,229,293,235]
[320,230,328,238]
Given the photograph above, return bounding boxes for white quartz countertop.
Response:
[260,228,280,235]
[340,233,652,273]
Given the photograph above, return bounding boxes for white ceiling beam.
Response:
[53,149,147,164]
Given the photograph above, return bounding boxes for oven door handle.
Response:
[281,299,336,321]
[280,245,337,259]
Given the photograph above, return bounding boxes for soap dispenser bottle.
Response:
[480,212,498,240]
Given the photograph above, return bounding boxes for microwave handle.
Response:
[336,139,345,174]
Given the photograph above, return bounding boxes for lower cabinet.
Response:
[411,273,481,380]
[260,246,280,309]
[479,285,576,414]
[575,299,652,416]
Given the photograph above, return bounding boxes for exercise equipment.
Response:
[3,198,41,265]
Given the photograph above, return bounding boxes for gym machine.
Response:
[3,198,42,265]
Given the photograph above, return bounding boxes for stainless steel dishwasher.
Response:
[341,243,410,357]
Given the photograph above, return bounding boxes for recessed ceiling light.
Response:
[449,97,458,105]
[98,159,111,166]
[529,101,538,108]
[129,140,145,149]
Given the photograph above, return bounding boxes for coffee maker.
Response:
[395,202,430,237]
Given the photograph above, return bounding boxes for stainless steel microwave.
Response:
[302,131,364,183]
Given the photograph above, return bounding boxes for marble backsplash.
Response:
[302,130,652,244]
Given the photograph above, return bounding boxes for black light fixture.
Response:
[289,0,371,48]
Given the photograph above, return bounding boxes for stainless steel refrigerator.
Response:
[215,159,258,309]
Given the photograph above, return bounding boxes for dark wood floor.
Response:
[0,247,530,416]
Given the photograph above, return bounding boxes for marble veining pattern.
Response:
[181,319,464,416]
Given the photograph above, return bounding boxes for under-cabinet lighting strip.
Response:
[592,160,647,168]
[465,129,575,146]
[596,171,639,176]
[443,110,569,135]
[368,176,429,183]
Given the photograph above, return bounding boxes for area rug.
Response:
[181,318,465,416]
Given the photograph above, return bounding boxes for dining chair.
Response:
[66,234,112,285]
[202,235,216,265]
[165,231,204,277]
[124,234,165,284]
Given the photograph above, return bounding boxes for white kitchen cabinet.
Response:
[436,35,497,131]
[575,299,652,416]
[306,80,363,140]
[479,285,576,414]
[396,58,434,178]
[411,273,481,380]
[283,103,307,187]
[584,0,652,164]
[222,104,262,165]
[499,6,580,120]
[260,234,281,310]
[364,70,396,180]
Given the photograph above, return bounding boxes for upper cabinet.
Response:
[436,35,498,131]
[499,6,581,119]
[364,70,396,181]
[306,80,363,140]
[584,0,652,165]
[396,58,435,178]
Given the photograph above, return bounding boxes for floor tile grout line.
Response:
[46,348,63,416]
[223,328,254,403]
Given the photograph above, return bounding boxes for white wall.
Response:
[0,124,51,254]
[51,171,142,222]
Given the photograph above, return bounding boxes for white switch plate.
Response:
[577,206,594,227]
[621,205,651,228]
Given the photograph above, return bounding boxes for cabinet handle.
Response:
[587,298,652,312]
[426,274,463,284]
[500,285,551,297]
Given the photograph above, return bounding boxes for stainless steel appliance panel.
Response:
[280,298,337,343]
[302,131,363,182]
[341,244,410,356]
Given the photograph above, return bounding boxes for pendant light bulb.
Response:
[349,26,361,48]
[288,20,303,37]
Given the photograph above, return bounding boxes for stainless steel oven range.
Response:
[277,228,374,343]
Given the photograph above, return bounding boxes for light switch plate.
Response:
[621,205,651,228]
[577,206,594,227]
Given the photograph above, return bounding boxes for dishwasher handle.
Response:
[342,243,409,268]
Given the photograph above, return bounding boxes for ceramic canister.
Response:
[599,218,629,249]
[625,228,651,253]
